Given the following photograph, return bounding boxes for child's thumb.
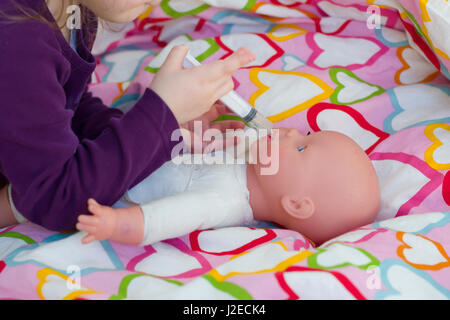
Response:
[162,45,189,71]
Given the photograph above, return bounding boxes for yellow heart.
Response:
[424,122,450,170]
[208,242,312,282]
[36,268,98,300]
[267,24,308,42]
[249,68,333,123]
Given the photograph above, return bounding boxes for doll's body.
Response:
[77,128,380,246]
[122,152,253,245]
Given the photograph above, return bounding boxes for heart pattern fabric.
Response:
[1,0,449,301]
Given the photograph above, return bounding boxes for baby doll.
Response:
[76,128,380,246]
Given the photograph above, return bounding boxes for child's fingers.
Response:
[214,47,255,78]
[161,45,189,72]
[213,78,236,102]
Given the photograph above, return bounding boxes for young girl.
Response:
[0,0,255,230]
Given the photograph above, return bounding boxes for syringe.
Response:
[184,52,273,131]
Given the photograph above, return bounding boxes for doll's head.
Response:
[248,128,380,245]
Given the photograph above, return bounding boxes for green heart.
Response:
[203,274,253,300]
[213,114,249,127]
[161,0,211,18]
[109,273,182,300]
[307,243,380,270]
[329,68,386,105]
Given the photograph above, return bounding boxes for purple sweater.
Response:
[0,0,180,230]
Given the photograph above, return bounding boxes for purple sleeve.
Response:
[0,22,181,231]
[71,90,124,141]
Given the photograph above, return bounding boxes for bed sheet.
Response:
[0,0,449,300]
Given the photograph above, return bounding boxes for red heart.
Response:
[190,228,276,256]
[275,266,366,300]
[443,171,450,206]
[307,102,390,154]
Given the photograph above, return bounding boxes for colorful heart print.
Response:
[395,46,440,85]
[251,2,315,18]
[190,227,276,256]
[208,242,312,281]
[248,69,333,122]
[401,19,441,70]
[424,123,450,171]
[210,9,273,35]
[101,48,154,82]
[160,0,211,18]
[307,243,380,270]
[281,54,306,71]
[329,68,386,105]
[127,239,211,278]
[5,232,122,275]
[321,0,400,27]
[374,211,450,234]
[396,232,450,270]
[317,1,387,24]
[443,171,450,206]
[202,274,253,300]
[275,266,366,300]
[314,17,351,35]
[306,32,388,70]
[374,27,409,48]
[271,0,309,6]
[307,103,389,153]
[267,24,308,42]
[375,259,450,299]
[36,268,98,300]
[384,84,450,134]
[321,228,387,247]
[419,0,450,61]
[370,152,444,220]
[140,16,204,47]
[0,229,35,260]
[203,0,258,11]
[110,273,182,300]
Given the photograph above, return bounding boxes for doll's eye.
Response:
[307,131,311,136]
[298,146,307,152]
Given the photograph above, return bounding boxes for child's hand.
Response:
[181,101,245,153]
[150,45,256,125]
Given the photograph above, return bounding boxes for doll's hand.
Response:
[150,45,255,125]
[181,101,245,153]
[76,199,117,244]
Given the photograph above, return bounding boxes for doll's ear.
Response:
[281,195,315,220]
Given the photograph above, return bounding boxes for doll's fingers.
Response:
[81,234,97,244]
[76,222,98,235]
[78,214,100,227]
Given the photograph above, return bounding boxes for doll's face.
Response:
[80,0,161,23]
[252,128,380,245]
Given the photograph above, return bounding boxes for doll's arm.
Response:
[139,190,228,245]
[77,190,240,246]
